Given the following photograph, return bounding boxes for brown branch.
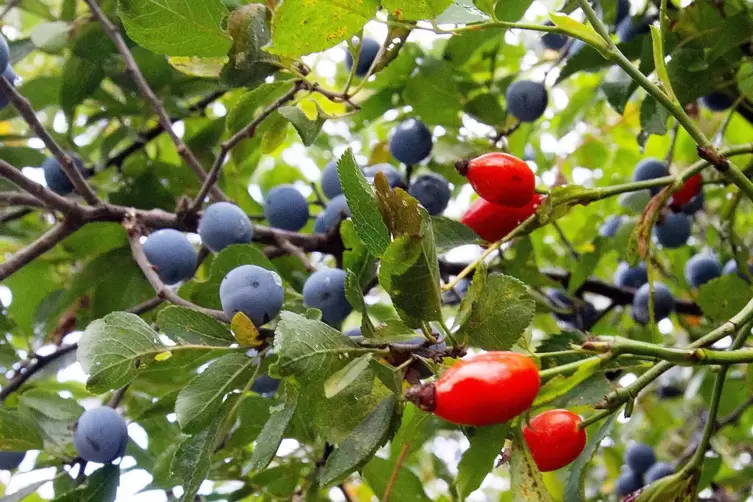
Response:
[0,160,85,216]
[0,344,77,401]
[273,234,316,272]
[384,443,409,502]
[190,82,302,212]
[0,78,100,206]
[0,207,33,224]
[84,0,226,202]
[0,191,45,208]
[0,220,80,281]
[124,216,228,321]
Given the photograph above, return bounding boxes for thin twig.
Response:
[0,160,85,216]
[338,485,353,502]
[383,443,409,502]
[108,385,129,408]
[0,207,33,224]
[273,234,316,272]
[0,344,77,401]
[189,82,301,212]
[552,220,579,260]
[0,220,80,281]
[0,79,99,206]
[0,192,45,208]
[83,0,225,201]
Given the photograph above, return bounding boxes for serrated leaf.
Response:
[382,0,453,20]
[378,229,443,327]
[118,0,231,57]
[510,435,554,502]
[320,395,398,486]
[456,274,534,350]
[324,354,373,398]
[337,149,390,257]
[157,306,234,346]
[635,472,698,502]
[0,408,43,451]
[220,4,279,88]
[231,312,263,347]
[697,275,752,321]
[18,390,83,449]
[640,95,671,135]
[226,82,290,135]
[175,353,256,433]
[54,464,119,502]
[268,0,379,58]
[456,423,508,497]
[171,413,225,502]
[249,395,297,471]
[535,357,601,405]
[344,270,376,337]
[373,175,422,237]
[278,104,326,146]
[431,215,481,253]
[549,13,609,56]
[564,412,618,502]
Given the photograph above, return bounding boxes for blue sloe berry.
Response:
[198,202,254,252]
[73,407,128,464]
[624,443,656,474]
[42,154,88,195]
[0,65,18,110]
[722,259,753,282]
[684,253,722,288]
[615,0,631,25]
[599,215,625,237]
[644,462,674,484]
[632,282,674,324]
[614,261,648,289]
[264,185,310,231]
[363,163,407,189]
[633,158,667,195]
[616,15,653,43]
[700,92,734,112]
[682,192,704,214]
[654,212,691,248]
[320,160,342,199]
[302,268,352,325]
[0,452,24,470]
[219,265,284,327]
[541,21,568,51]
[251,374,280,397]
[0,33,8,75]
[143,229,197,285]
[345,38,380,78]
[389,119,433,165]
[547,290,598,329]
[615,468,643,496]
[505,80,548,123]
[315,194,350,233]
[408,173,451,215]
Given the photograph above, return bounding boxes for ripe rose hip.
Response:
[461,193,545,242]
[523,409,586,472]
[405,351,540,426]
[670,174,702,209]
[456,152,535,207]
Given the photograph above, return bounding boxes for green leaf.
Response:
[564,412,618,502]
[649,26,678,103]
[456,273,534,350]
[337,148,390,257]
[260,113,289,154]
[378,230,443,327]
[494,0,533,22]
[278,104,326,146]
[737,61,753,101]
[324,353,373,398]
[220,4,280,88]
[157,306,234,346]
[30,21,69,53]
[170,414,225,502]
[464,92,507,126]
[168,56,226,77]
[272,311,360,382]
[249,395,298,471]
[0,481,47,502]
[341,219,378,289]
[362,456,431,502]
[535,357,601,406]
[0,408,43,451]
[568,237,607,294]
[175,353,256,433]
[320,395,398,486]
[431,215,481,253]
[404,58,462,126]
[549,13,609,56]
[697,275,752,321]
[640,95,671,135]
[381,0,453,20]
[226,82,290,134]
[18,390,84,449]
[509,435,554,502]
[54,464,119,502]
[60,56,105,113]
[268,0,379,58]
[456,423,509,498]
[118,0,232,57]
[601,66,634,115]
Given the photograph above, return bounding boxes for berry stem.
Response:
[578,409,617,430]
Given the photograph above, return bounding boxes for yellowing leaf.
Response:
[155,351,173,361]
[231,312,263,347]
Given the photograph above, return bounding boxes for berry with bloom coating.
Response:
[0,452,24,470]
[614,261,648,289]
[0,33,8,75]
[684,253,722,288]
[633,158,667,195]
[303,268,352,325]
[456,152,535,207]
[599,216,625,237]
[632,282,674,324]
[264,185,310,231]
[723,259,753,282]
[320,160,342,199]
[42,154,88,195]
[73,407,128,463]
[363,163,407,189]
[198,202,254,252]
[251,374,280,397]
[315,194,351,233]
[624,443,656,474]
[541,22,568,51]
[345,38,380,77]
[0,65,18,110]
[654,212,692,248]
[389,119,433,165]
[700,92,733,112]
[644,462,674,483]
[220,265,284,327]
[505,80,548,122]
[404,351,540,426]
[461,194,545,242]
[615,469,643,497]
[408,173,451,215]
[523,409,587,472]
[143,229,197,285]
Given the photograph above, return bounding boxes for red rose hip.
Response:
[461,193,545,242]
[405,351,540,426]
[456,152,535,207]
[523,409,586,472]
[670,174,702,209]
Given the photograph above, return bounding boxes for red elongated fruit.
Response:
[461,193,545,242]
[670,174,702,209]
[405,351,540,426]
[456,152,535,207]
[523,409,586,472]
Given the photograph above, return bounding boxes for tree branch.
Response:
[0,78,100,206]
[0,160,85,216]
[0,191,45,208]
[83,0,226,202]
[0,344,77,401]
[0,220,80,281]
